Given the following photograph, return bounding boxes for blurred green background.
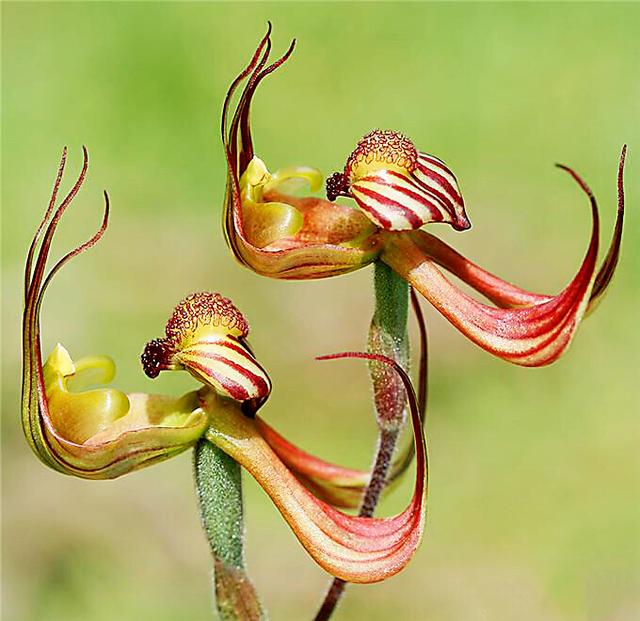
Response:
[2,2,639,620]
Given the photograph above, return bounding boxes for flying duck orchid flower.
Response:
[22,149,210,478]
[22,148,429,584]
[223,27,626,368]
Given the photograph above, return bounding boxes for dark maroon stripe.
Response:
[415,159,462,205]
[383,172,447,222]
[354,184,423,229]
[418,153,450,171]
[352,194,393,229]
[191,338,254,362]
[409,171,457,218]
[214,340,272,387]
[184,350,270,396]
[186,359,251,401]
[419,153,461,187]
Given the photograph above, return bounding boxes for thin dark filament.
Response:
[220,22,272,148]
[223,32,295,260]
[24,147,68,302]
[37,192,110,309]
[387,288,429,482]
[24,147,91,448]
[554,163,600,284]
[227,34,273,166]
[238,38,296,172]
[316,351,424,471]
[590,145,626,301]
[412,288,428,418]
[23,149,110,472]
[26,146,89,304]
[313,349,426,621]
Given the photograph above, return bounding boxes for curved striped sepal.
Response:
[406,147,626,316]
[222,26,380,280]
[256,418,417,509]
[203,351,428,583]
[351,152,469,232]
[382,159,621,367]
[256,298,429,510]
[22,149,208,478]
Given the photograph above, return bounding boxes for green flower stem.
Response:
[314,261,409,621]
[372,260,410,344]
[194,437,266,621]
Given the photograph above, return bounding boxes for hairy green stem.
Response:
[194,438,266,621]
[314,262,409,621]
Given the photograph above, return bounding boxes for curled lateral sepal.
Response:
[202,351,428,583]
[405,146,627,315]
[381,159,612,366]
[254,289,429,510]
[21,148,208,479]
[142,291,271,415]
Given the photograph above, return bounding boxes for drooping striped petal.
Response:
[257,417,427,509]
[405,147,626,314]
[203,351,428,584]
[382,163,604,367]
[350,152,469,232]
[256,289,429,510]
[256,418,371,508]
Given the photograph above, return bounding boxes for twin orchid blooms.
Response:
[22,28,625,591]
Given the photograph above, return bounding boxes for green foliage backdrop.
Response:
[2,3,639,620]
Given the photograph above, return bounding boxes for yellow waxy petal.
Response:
[242,199,303,248]
[39,344,208,478]
[44,345,129,444]
[264,165,323,195]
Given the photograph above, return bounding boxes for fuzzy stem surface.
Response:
[314,261,409,621]
[194,437,266,621]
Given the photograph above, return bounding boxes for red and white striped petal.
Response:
[178,335,271,405]
[413,152,469,230]
[349,154,469,232]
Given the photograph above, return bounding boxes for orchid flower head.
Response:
[222,27,627,369]
[22,148,430,583]
[22,148,209,479]
[222,25,380,279]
